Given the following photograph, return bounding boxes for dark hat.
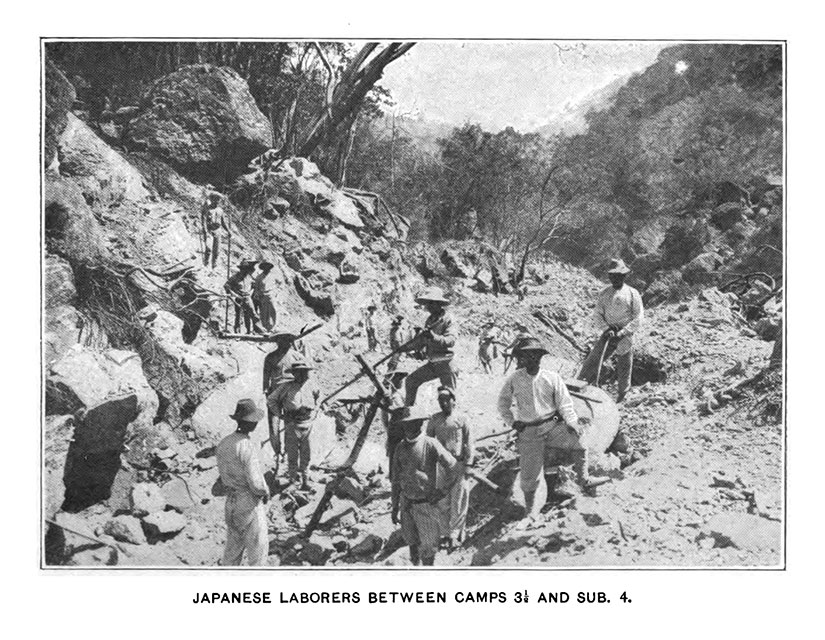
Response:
[239,259,257,271]
[513,336,549,356]
[606,258,630,275]
[230,398,264,422]
[259,260,274,271]
[415,286,450,305]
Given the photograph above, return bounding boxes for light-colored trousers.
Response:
[438,465,470,539]
[284,421,311,480]
[222,491,267,566]
[517,423,585,494]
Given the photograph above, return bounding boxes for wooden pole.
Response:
[304,356,388,537]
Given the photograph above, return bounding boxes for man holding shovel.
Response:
[578,258,644,402]
[268,359,320,490]
[497,337,603,521]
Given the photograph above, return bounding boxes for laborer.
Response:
[426,386,474,547]
[578,258,644,402]
[216,398,270,566]
[268,359,319,490]
[404,286,457,405]
[224,260,263,334]
[263,329,303,459]
[201,187,227,270]
[382,365,410,477]
[364,303,378,351]
[497,337,600,521]
[253,261,278,331]
[388,314,407,372]
[478,322,502,374]
[391,407,457,566]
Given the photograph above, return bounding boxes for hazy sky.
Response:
[380,41,667,131]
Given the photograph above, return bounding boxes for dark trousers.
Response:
[233,294,261,334]
[405,359,457,405]
[579,335,633,398]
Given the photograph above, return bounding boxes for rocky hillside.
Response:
[43,60,783,568]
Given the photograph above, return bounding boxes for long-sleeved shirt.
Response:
[391,435,456,502]
[497,368,579,427]
[216,431,268,497]
[269,379,319,427]
[419,310,456,361]
[592,284,644,355]
[426,411,474,465]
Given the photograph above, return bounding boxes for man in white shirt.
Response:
[216,399,270,566]
[579,258,644,402]
[498,337,599,520]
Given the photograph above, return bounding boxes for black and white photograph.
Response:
[41,39,785,569]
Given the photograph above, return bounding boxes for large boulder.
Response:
[59,113,150,205]
[46,347,158,423]
[44,254,82,365]
[125,64,273,184]
[45,60,76,171]
[44,176,108,267]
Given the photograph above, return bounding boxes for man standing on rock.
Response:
[268,359,319,490]
[216,398,270,566]
[403,287,457,405]
[497,338,599,521]
[391,407,457,566]
[201,187,227,270]
[578,258,644,402]
[225,259,264,334]
[426,386,474,547]
[253,261,278,331]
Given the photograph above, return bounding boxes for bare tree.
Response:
[298,43,415,160]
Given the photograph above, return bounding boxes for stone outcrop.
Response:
[45,60,76,171]
[126,64,273,184]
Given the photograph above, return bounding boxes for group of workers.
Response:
[214,257,644,566]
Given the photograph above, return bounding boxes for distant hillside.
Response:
[535,73,631,137]
[544,43,783,298]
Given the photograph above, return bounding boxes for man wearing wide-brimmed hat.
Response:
[216,398,270,566]
[268,358,320,489]
[498,337,597,520]
[403,286,457,405]
[578,258,644,402]
[262,327,305,461]
[252,260,278,331]
[391,406,457,566]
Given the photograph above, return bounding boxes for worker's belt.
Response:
[403,496,430,505]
